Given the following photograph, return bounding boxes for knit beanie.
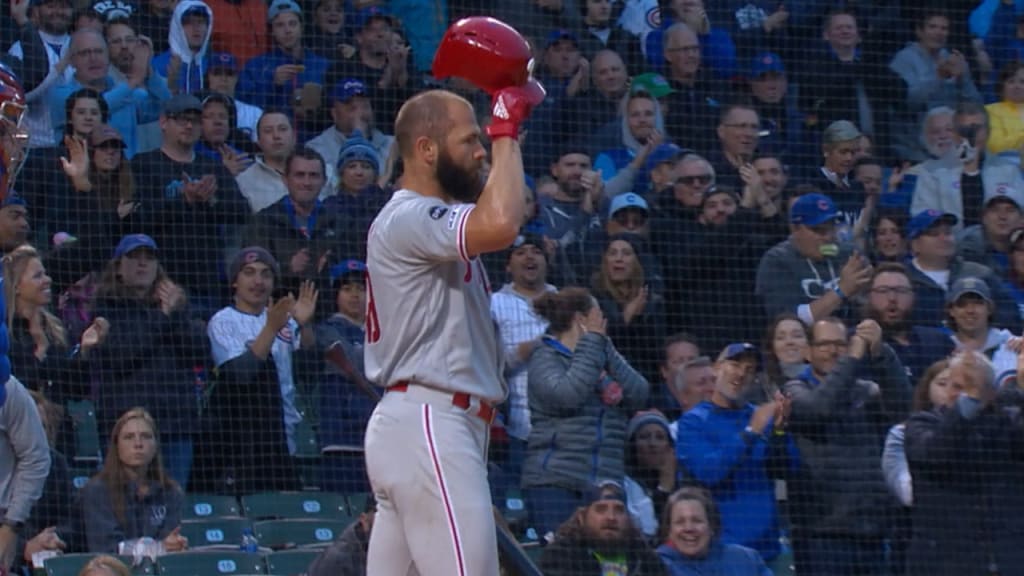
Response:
[337,130,381,173]
[229,246,280,282]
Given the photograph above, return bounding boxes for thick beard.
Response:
[436,148,483,203]
[868,307,909,336]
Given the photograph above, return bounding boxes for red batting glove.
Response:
[485,79,545,141]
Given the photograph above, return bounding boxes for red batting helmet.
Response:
[0,62,26,130]
[432,17,535,95]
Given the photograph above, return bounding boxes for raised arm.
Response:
[464,85,542,257]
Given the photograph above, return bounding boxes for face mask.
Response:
[819,243,839,257]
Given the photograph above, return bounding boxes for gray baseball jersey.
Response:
[364,189,507,404]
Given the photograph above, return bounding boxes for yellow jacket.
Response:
[986,101,1024,155]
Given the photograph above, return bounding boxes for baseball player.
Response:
[362,18,544,576]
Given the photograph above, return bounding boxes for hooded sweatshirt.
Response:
[152,0,214,94]
[593,95,668,190]
[755,238,854,324]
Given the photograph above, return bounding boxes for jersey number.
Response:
[366,271,381,343]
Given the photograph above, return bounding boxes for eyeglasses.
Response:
[811,339,848,351]
[871,286,913,297]
[675,174,713,186]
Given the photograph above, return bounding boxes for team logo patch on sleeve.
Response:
[429,206,448,220]
[447,207,462,230]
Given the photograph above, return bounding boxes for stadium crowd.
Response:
[0,0,1023,574]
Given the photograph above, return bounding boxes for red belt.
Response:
[388,381,496,424]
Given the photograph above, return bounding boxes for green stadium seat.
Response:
[156,551,266,576]
[44,554,136,576]
[241,492,349,521]
[179,518,253,549]
[264,550,320,576]
[184,494,242,520]
[66,400,101,464]
[252,520,347,550]
[343,493,370,515]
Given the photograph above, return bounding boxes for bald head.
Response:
[394,89,469,159]
[665,22,698,50]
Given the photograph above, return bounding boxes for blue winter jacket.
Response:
[677,400,798,560]
[237,48,328,112]
[657,542,773,576]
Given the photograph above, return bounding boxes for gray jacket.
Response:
[78,477,184,553]
[889,43,982,162]
[522,332,649,490]
[911,154,1024,227]
[0,377,50,523]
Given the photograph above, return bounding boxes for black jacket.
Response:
[91,297,208,441]
[539,534,667,576]
[784,346,910,539]
[243,197,358,295]
[904,393,1024,576]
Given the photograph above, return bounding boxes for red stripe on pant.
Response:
[423,404,467,575]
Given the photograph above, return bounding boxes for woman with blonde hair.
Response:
[79,408,187,553]
[3,245,108,450]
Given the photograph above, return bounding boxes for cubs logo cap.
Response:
[789,193,839,225]
[229,246,280,281]
[608,193,650,218]
[751,52,784,78]
[907,209,958,239]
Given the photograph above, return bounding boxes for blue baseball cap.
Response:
[331,79,368,104]
[789,193,838,226]
[907,209,958,239]
[330,259,367,285]
[608,193,649,218]
[717,342,760,363]
[545,28,578,48]
[209,53,238,73]
[113,234,157,258]
[267,0,301,23]
[354,6,392,30]
[644,143,684,173]
[751,52,785,78]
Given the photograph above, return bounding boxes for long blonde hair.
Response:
[97,408,176,526]
[3,244,66,347]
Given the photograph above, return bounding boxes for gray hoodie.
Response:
[755,238,854,323]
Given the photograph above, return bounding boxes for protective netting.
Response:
[1,0,1023,574]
